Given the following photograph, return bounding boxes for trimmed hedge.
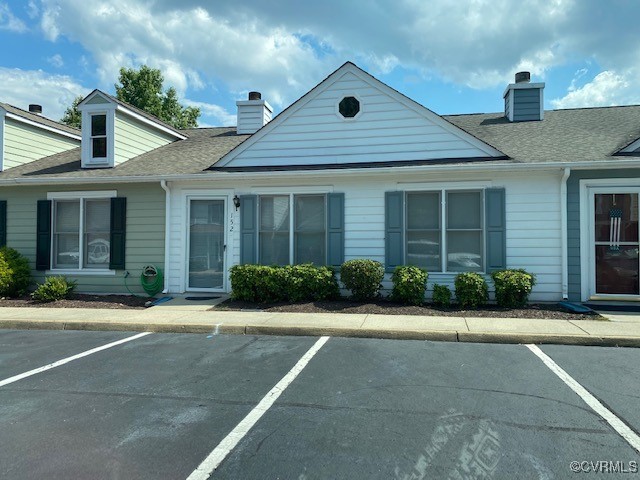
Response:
[0,247,31,298]
[340,259,385,301]
[31,276,77,302]
[391,266,427,305]
[454,272,488,308]
[230,264,339,303]
[491,269,537,308]
[432,284,452,308]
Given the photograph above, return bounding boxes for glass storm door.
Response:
[188,199,225,290]
[593,193,639,295]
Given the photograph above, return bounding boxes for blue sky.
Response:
[0,0,638,127]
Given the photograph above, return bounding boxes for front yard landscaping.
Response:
[215,298,602,320]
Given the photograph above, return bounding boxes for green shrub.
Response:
[391,266,427,305]
[284,264,340,302]
[31,276,77,302]
[491,269,537,308]
[0,246,31,297]
[454,272,488,308]
[230,264,339,303]
[340,259,385,301]
[432,284,452,308]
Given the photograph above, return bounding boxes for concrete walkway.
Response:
[0,298,639,346]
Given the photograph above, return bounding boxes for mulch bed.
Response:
[216,299,603,320]
[0,294,149,309]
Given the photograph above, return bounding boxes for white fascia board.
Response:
[0,109,5,171]
[218,63,506,167]
[4,158,640,187]
[4,112,81,141]
[79,90,186,140]
[115,105,187,140]
[78,89,110,108]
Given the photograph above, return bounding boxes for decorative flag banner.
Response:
[610,207,622,251]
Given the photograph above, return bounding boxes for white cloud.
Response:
[26,1,39,19]
[0,3,27,32]
[551,70,640,109]
[47,54,64,68]
[33,0,640,110]
[0,68,90,121]
[184,99,235,127]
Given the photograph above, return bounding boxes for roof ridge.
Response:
[87,89,187,137]
[0,101,81,134]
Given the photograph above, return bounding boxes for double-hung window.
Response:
[90,114,107,159]
[51,195,112,271]
[258,194,327,265]
[406,190,484,272]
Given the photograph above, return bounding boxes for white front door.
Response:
[187,198,226,291]
[589,189,640,298]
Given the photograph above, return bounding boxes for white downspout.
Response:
[160,180,171,294]
[560,167,570,300]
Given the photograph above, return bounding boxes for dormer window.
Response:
[91,114,107,159]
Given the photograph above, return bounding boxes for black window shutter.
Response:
[240,195,258,264]
[36,200,52,270]
[326,193,345,267]
[485,188,506,272]
[385,191,404,272]
[0,200,6,247]
[109,197,127,270]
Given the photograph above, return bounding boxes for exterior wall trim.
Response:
[578,177,640,301]
[47,190,117,200]
[0,109,4,171]
[180,188,234,293]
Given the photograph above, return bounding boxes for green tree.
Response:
[60,95,83,129]
[114,65,200,129]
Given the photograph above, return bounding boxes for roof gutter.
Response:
[1,158,640,186]
[560,167,570,300]
[160,180,171,294]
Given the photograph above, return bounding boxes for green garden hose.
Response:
[141,265,163,297]
[123,265,164,297]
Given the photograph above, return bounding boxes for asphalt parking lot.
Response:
[1,329,639,479]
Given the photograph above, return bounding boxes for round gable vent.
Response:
[338,96,360,118]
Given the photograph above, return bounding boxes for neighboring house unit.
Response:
[0,103,80,171]
[0,62,639,302]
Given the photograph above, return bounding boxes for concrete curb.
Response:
[2,319,640,347]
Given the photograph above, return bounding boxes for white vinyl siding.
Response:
[113,111,175,166]
[226,71,496,167]
[3,118,79,170]
[167,170,562,301]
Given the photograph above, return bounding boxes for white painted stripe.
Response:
[527,344,640,454]
[187,336,330,480]
[0,332,153,388]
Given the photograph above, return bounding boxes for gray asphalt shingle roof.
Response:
[0,127,248,180]
[444,105,640,164]
[1,104,639,182]
[1,102,81,137]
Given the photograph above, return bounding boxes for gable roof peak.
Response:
[79,89,187,140]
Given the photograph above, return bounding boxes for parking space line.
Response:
[187,336,330,480]
[526,344,640,454]
[0,332,153,388]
